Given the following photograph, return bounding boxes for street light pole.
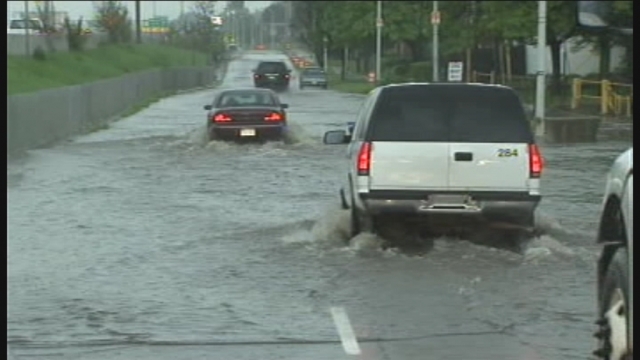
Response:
[534,1,547,137]
[135,0,141,44]
[432,1,440,82]
[375,0,382,83]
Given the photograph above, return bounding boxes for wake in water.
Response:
[282,206,595,263]
[155,121,318,154]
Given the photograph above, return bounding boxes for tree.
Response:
[94,1,132,44]
[34,1,57,52]
[191,1,225,63]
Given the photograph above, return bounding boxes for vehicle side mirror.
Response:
[323,130,349,145]
[281,103,289,109]
[203,105,212,110]
[251,69,256,73]
[287,69,292,74]
[347,122,356,135]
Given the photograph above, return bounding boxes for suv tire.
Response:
[595,247,631,360]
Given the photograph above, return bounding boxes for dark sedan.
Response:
[204,88,289,142]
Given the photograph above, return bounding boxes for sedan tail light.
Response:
[213,113,232,122]
[264,112,284,121]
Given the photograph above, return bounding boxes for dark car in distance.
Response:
[204,88,289,142]
[253,61,291,91]
[299,67,328,89]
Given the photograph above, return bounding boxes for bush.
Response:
[64,17,87,52]
[408,61,431,81]
[32,46,47,61]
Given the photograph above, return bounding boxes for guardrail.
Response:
[571,78,633,117]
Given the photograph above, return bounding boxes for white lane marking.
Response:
[330,306,362,355]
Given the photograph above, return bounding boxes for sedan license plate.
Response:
[267,75,277,79]
[240,129,256,137]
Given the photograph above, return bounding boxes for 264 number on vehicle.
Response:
[497,148,519,157]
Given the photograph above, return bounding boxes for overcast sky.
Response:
[7,1,272,23]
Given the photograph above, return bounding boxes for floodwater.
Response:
[7,51,632,360]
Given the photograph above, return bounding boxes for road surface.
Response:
[7,51,632,360]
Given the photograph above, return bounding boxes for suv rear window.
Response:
[367,85,533,143]
[257,62,287,73]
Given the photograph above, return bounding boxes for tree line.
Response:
[288,1,633,91]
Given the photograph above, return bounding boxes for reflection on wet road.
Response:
[7,51,632,359]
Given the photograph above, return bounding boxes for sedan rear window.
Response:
[217,91,277,107]
[367,85,533,143]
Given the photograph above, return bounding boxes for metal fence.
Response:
[7,66,218,155]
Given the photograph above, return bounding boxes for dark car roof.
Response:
[218,87,277,95]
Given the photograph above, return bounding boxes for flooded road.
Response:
[7,51,632,360]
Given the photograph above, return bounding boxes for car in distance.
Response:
[299,67,328,90]
[252,61,291,91]
[593,148,633,360]
[323,83,543,250]
[204,88,289,142]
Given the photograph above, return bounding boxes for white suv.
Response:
[593,148,633,360]
[323,83,544,249]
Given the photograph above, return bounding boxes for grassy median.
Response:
[7,44,208,95]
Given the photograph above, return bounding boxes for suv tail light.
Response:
[213,113,232,122]
[357,142,372,176]
[529,144,543,178]
[264,112,284,121]
[254,74,261,79]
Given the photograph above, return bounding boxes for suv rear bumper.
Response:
[359,190,540,226]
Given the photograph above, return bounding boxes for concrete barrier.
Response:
[7,66,219,155]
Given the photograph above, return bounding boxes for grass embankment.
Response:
[7,44,208,95]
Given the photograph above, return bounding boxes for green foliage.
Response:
[64,17,88,52]
[94,1,132,44]
[32,46,47,61]
[291,1,631,80]
[8,44,208,95]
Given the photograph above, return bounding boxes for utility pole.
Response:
[135,0,141,44]
[432,1,440,81]
[534,1,547,137]
[152,1,157,17]
[323,36,328,72]
[180,1,184,17]
[24,0,30,56]
[375,0,382,83]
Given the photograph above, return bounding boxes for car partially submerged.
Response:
[204,88,289,142]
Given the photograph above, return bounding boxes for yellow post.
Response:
[571,78,580,109]
[600,80,610,115]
